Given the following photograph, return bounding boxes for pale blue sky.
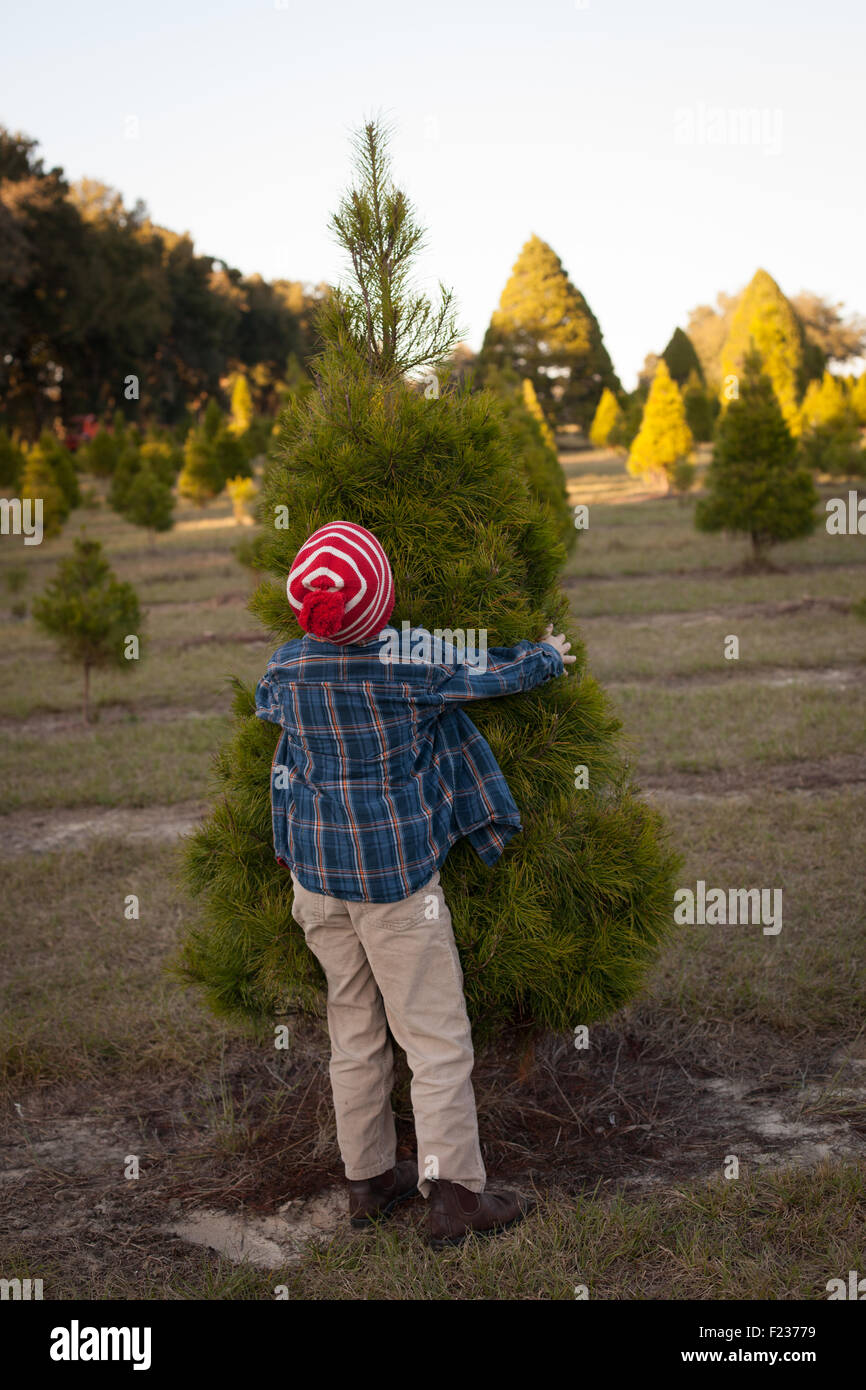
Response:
[3,0,864,387]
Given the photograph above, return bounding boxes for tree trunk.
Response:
[83,663,90,726]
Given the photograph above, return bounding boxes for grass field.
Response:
[1,449,864,1300]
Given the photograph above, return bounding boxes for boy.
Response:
[255,520,575,1247]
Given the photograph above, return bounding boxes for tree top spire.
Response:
[315,117,461,382]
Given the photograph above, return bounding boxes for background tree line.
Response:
[0,128,325,438]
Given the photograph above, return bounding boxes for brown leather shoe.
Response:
[428,1179,535,1248]
[348,1160,419,1228]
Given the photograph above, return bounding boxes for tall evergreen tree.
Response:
[589,387,623,447]
[720,269,805,430]
[31,537,143,722]
[178,119,679,1045]
[628,361,693,490]
[478,235,620,430]
[696,353,819,564]
[662,327,704,386]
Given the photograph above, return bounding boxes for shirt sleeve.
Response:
[254,672,282,724]
[432,639,564,703]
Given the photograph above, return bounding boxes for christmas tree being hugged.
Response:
[480,364,576,554]
[178,118,680,1047]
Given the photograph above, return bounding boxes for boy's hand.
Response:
[542,623,577,669]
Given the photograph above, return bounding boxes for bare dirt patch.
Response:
[0,800,209,857]
[578,595,857,624]
[2,1023,864,1282]
[0,701,229,737]
[564,567,862,590]
[607,664,864,692]
[144,591,252,610]
[639,753,866,801]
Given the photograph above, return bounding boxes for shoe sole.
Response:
[350,1184,419,1229]
[428,1203,535,1249]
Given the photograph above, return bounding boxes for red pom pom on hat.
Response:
[299,580,346,637]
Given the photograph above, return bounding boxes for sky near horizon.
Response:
[3,0,865,389]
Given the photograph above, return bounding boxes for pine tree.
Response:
[211,426,250,488]
[796,370,866,476]
[202,398,224,441]
[31,537,143,723]
[80,428,119,479]
[696,353,819,565]
[177,119,679,1046]
[19,452,68,539]
[229,373,254,437]
[121,463,175,544]
[628,361,693,490]
[478,235,620,430]
[479,364,575,553]
[670,459,696,499]
[720,269,805,430]
[238,416,275,463]
[140,435,182,486]
[108,442,141,514]
[683,372,716,442]
[662,327,704,386]
[36,431,80,512]
[609,392,644,451]
[509,383,575,554]
[178,426,222,506]
[589,387,623,447]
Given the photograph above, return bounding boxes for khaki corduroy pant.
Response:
[290,867,486,1199]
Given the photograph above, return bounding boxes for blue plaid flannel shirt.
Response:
[254,625,565,902]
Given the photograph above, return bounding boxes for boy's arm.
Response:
[254,672,282,724]
[432,638,564,703]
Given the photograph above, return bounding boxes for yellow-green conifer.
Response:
[627,361,693,487]
[589,387,623,447]
[720,269,804,430]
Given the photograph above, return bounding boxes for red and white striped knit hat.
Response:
[287,521,395,645]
